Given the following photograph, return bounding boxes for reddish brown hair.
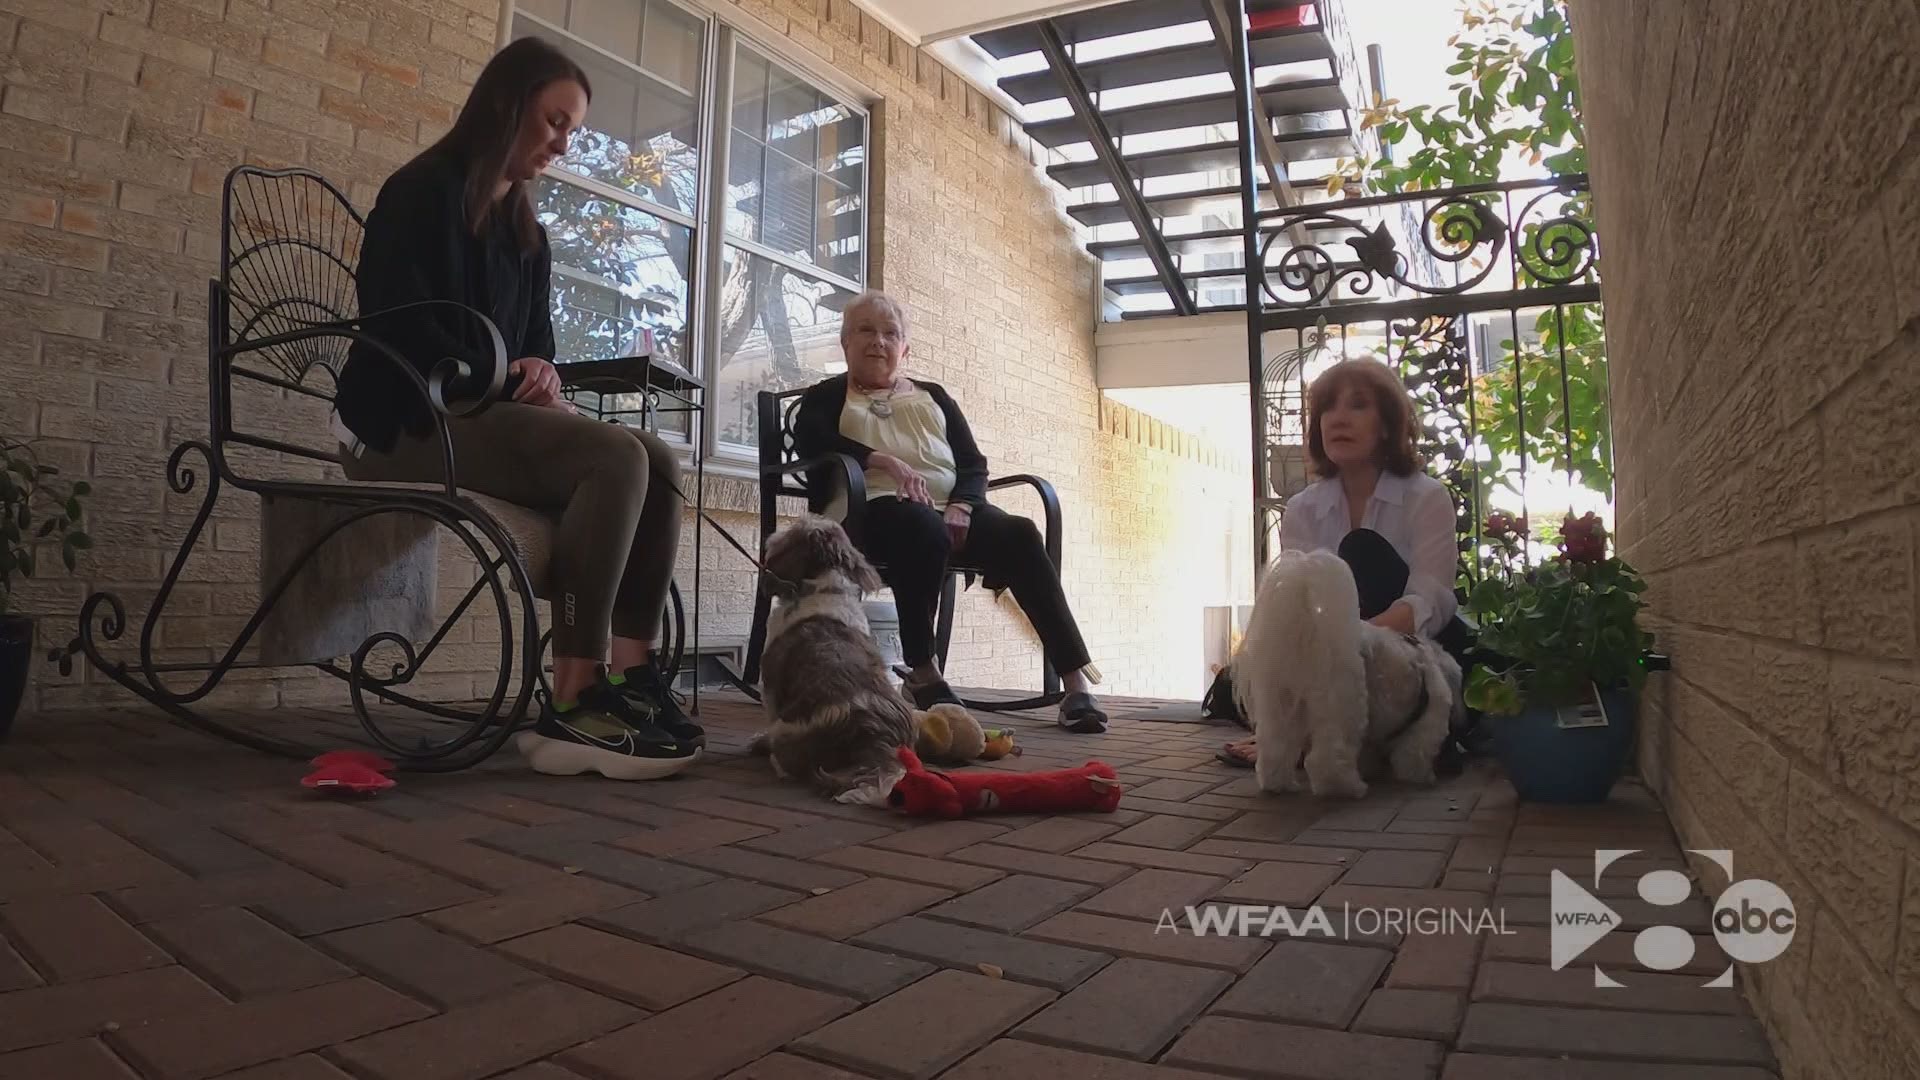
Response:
[1305,358,1423,478]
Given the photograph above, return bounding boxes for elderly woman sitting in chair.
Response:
[790,290,1109,733]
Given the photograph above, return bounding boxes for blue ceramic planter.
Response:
[1488,685,1637,804]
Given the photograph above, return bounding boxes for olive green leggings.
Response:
[342,402,682,659]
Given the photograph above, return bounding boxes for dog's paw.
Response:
[1392,761,1438,786]
[1387,742,1439,786]
[1312,771,1370,800]
[1255,760,1305,795]
[747,731,772,756]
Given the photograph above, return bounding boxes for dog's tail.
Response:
[794,691,917,801]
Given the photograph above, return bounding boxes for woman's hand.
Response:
[943,504,971,552]
[1368,601,1418,636]
[870,452,933,505]
[507,356,563,407]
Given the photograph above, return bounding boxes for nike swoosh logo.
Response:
[560,721,637,753]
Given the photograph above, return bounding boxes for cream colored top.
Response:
[841,380,958,505]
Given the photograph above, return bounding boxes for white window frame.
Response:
[510,0,874,471]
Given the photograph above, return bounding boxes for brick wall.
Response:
[0,0,1250,716]
[1570,1,1920,1077]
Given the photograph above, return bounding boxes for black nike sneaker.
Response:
[613,662,706,748]
[514,676,699,780]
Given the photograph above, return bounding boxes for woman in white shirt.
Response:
[1219,358,1477,767]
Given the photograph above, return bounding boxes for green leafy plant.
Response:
[0,438,92,617]
[1463,511,1653,715]
[1336,0,1613,508]
[1344,0,1586,195]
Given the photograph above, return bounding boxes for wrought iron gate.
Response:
[1232,168,1606,586]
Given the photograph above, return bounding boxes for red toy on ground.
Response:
[300,750,397,795]
[885,746,1122,818]
[310,750,396,773]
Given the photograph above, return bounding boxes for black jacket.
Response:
[336,148,555,453]
[790,374,989,514]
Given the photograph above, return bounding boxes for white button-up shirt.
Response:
[1278,470,1460,638]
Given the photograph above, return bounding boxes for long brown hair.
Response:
[1304,358,1423,478]
[424,35,590,254]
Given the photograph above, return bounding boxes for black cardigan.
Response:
[790,374,989,514]
[335,148,555,454]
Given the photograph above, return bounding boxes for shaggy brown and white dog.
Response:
[1234,547,1462,799]
[750,515,918,800]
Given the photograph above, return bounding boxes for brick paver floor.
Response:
[0,690,1781,1079]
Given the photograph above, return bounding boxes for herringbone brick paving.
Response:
[0,691,1780,1079]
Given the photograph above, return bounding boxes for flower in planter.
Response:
[1485,509,1528,541]
[1462,509,1654,717]
[1557,511,1607,564]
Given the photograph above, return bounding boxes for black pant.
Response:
[857,497,1092,674]
[1338,528,1480,729]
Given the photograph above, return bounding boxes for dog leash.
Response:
[654,471,803,595]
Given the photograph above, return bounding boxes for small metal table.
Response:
[557,353,710,716]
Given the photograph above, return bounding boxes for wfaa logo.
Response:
[1550,848,1795,989]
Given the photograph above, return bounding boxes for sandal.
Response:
[1216,741,1256,768]
[907,677,963,709]
[1058,692,1108,734]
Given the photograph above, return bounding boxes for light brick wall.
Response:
[1571,1,1920,1077]
[1,0,503,716]
[0,0,1249,715]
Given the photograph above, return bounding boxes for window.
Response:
[512,1,870,462]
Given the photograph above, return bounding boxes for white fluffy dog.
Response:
[1233,548,1462,799]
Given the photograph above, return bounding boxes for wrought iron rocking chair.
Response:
[730,386,1067,714]
[52,165,681,771]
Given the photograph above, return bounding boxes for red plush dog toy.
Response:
[885,746,1123,818]
[300,750,397,795]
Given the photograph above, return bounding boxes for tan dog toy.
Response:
[912,703,1020,764]
[912,703,985,764]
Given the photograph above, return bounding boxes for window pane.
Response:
[722,43,867,282]
[517,0,566,28]
[759,147,815,261]
[730,48,768,141]
[640,0,702,91]
[514,13,703,217]
[569,0,640,64]
[537,177,694,438]
[714,245,853,449]
[766,66,817,160]
[816,107,864,177]
[724,127,764,243]
[817,174,861,282]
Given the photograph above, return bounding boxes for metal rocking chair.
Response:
[728,386,1067,714]
[51,166,678,771]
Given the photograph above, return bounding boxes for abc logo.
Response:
[1556,850,1796,987]
[1710,879,1796,965]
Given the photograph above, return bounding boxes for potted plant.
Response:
[1462,510,1657,803]
[1,438,91,740]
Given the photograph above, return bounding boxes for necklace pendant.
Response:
[869,400,892,418]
